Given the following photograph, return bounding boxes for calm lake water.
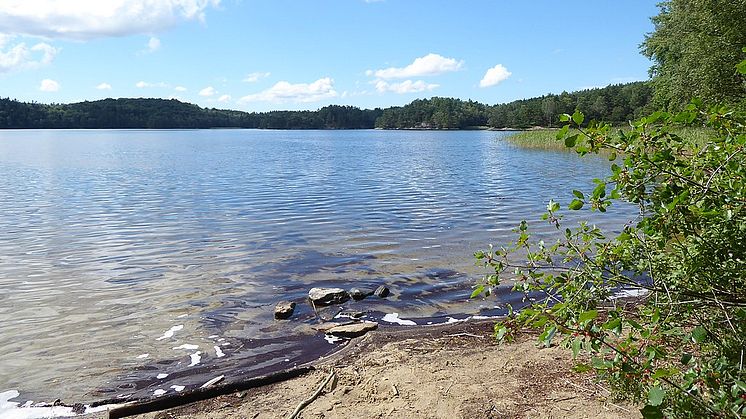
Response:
[0,129,636,404]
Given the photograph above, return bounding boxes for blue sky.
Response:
[0,0,659,112]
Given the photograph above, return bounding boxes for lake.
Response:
[0,129,636,405]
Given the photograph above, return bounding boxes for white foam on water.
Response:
[176,314,188,318]
[172,344,199,350]
[156,325,184,341]
[170,385,185,392]
[156,373,169,379]
[153,389,166,397]
[0,391,119,419]
[188,352,201,367]
[610,288,650,300]
[214,346,225,358]
[136,353,149,359]
[472,315,498,320]
[446,316,469,324]
[381,313,417,326]
[324,335,343,344]
[200,375,224,388]
[208,335,218,339]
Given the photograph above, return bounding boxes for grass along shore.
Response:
[504,127,713,151]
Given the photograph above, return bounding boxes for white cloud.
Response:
[199,86,216,96]
[479,64,511,88]
[174,86,187,92]
[0,39,58,73]
[242,72,270,83]
[374,79,439,94]
[217,94,231,102]
[240,77,338,103]
[96,82,112,90]
[136,81,168,88]
[147,37,161,53]
[0,0,221,40]
[368,53,463,79]
[39,78,59,92]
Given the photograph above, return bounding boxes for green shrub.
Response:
[473,98,746,417]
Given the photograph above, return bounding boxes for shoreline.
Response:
[119,320,640,419]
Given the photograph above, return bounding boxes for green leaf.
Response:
[494,324,508,342]
[640,405,664,419]
[572,111,585,126]
[568,199,584,210]
[571,337,582,358]
[608,152,617,161]
[539,325,557,347]
[579,309,598,324]
[555,125,569,140]
[691,326,707,343]
[564,134,579,148]
[572,363,592,373]
[559,113,571,122]
[592,183,606,199]
[680,353,693,365]
[648,386,665,406]
[602,318,622,333]
[737,59,746,75]
[572,190,584,199]
[652,368,679,379]
[470,285,485,299]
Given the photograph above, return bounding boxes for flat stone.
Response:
[327,321,378,338]
[349,288,374,301]
[309,287,350,306]
[374,285,390,298]
[274,301,296,319]
[313,321,355,333]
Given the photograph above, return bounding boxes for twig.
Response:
[607,401,631,413]
[286,370,336,419]
[444,381,454,394]
[444,333,485,339]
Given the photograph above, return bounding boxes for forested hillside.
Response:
[0,99,382,130]
[375,82,653,129]
[0,81,652,130]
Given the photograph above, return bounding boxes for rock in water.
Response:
[327,321,379,338]
[274,301,296,319]
[308,287,350,305]
[374,285,390,298]
[349,288,373,301]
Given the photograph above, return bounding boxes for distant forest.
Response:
[0,81,653,130]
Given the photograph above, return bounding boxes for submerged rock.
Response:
[274,301,296,319]
[349,287,374,301]
[309,287,350,305]
[327,321,379,338]
[374,285,390,298]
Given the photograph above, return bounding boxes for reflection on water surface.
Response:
[0,129,634,402]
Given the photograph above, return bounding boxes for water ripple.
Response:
[0,129,636,402]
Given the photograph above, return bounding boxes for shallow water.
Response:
[0,129,636,404]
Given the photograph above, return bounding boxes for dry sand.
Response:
[127,321,640,419]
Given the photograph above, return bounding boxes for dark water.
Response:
[0,129,636,404]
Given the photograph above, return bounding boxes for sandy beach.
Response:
[124,321,639,419]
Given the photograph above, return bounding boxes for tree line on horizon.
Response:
[0,81,654,130]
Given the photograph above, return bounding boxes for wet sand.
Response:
[125,321,640,419]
